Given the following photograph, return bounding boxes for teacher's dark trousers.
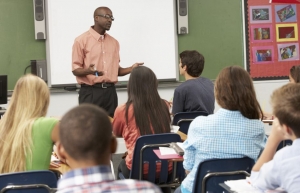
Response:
[79,83,118,117]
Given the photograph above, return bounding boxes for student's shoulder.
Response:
[113,104,125,114]
[197,77,214,85]
[273,144,294,161]
[175,80,194,92]
[189,113,214,130]
[34,117,59,125]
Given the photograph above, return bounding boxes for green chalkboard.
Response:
[0,0,45,90]
[178,0,244,81]
[0,0,244,90]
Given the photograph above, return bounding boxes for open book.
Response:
[159,142,184,156]
[224,178,286,193]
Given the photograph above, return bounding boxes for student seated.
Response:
[289,65,300,83]
[175,66,266,193]
[262,65,300,120]
[250,84,300,192]
[112,66,171,178]
[56,104,161,193]
[0,74,59,173]
[172,50,214,115]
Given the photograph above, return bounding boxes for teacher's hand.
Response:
[89,64,104,76]
[131,62,144,69]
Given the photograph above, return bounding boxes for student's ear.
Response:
[110,135,117,154]
[282,124,295,140]
[182,64,187,71]
[56,141,68,161]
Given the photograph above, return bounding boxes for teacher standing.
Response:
[72,6,143,117]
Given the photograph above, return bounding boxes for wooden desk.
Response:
[177,131,187,141]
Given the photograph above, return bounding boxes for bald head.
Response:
[94,7,111,17]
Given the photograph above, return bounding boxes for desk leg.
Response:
[173,161,177,182]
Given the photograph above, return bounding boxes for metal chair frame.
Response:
[192,157,254,193]
[139,143,182,188]
[118,133,184,188]
[0,170,58,193]
[0,184,57,193]
[201,171,250,193]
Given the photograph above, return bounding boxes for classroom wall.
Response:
[46,81,288,117]
[0,0,46,90]
[0,0,289,116]
[0,0,245,89]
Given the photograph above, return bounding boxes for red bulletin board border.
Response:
[246,0,300,79]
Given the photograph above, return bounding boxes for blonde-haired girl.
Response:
[0,74,59,173]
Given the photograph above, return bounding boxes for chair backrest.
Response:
[172,111,208,134]
[0,170,58,193]
[130,133,183,185]
[193,157,255,193]
[277,139,293,151]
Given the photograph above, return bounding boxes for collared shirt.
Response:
[250,139,300,193]
[181,108,266,193]
[72,27,120,85]
[57,165,162,193]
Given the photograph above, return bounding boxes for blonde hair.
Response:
[0,74,50,173]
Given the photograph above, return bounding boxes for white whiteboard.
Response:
[45,0,178,86]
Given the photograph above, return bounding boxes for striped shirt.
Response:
[181,108,266,193]
[57,165,162,193]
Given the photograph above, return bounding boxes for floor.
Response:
[111,153,122,178]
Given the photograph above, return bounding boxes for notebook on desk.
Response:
[158,142,184,155]
[224,178,286,193]
[153,149,183,160]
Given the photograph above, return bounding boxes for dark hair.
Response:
[60,104,112,161]
[271,84,300,137]
[215,66,263,119]
[180,50,205,77]
[125,66,171,135]
[290,65,300,83]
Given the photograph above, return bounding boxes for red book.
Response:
[269,0,300,3]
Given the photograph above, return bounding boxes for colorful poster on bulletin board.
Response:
[246,0,300,80]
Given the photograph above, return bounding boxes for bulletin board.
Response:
[246,0,300,80]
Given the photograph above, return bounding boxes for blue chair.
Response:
[172,111,208,134]
[266,134,293,152]
[0,170,58,193]
[192,157,255,193]
[277,140,293,151]
[119,133,184,188]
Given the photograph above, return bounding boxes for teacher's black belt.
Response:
[81,82,114,88]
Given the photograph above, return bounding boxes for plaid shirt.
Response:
[181,108,266,193]
[57,165,162,193]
